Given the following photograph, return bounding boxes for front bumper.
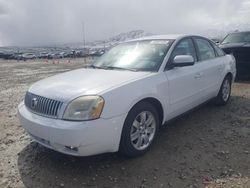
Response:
[18,102,126,156]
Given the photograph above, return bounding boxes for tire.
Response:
[214,76,232,106]
[119,102,160,157]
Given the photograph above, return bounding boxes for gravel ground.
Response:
[0,58,250,188]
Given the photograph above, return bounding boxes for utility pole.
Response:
[82,22,86,63]
[82,22,86,50]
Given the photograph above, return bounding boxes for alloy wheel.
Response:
[130,111,156,151]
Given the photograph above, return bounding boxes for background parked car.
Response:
[220,31,250,79]
[1,52,14,60]
[59,52,67,58]
[89,49,105,56]
[47,53,58,59]
[21,53,36,61]
[38,52,49,59]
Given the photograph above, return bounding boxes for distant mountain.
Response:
[107,30,151,42]
[88,30,152,48]
[0,30,152,53]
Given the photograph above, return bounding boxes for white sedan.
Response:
[18,35,236,157]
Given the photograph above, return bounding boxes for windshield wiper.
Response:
[103,66,137,72]
[85,64,104,69]
[85,64,137,72]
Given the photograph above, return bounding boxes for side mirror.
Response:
[172,55,195,67]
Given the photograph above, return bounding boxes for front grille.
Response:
[24,92,63,118]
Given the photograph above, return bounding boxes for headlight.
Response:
[63,96,104,121]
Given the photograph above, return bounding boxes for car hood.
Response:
[29,68,151,102]
[220,42,250,49]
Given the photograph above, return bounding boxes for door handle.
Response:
[194,73,202,79]
[218,65,223,72]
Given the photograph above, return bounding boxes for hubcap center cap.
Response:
[140,126,145,133]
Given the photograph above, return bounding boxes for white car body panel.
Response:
[18,34,236,156]
[18,102,126,156]
[164,64,206,119]
[29,69,151,103]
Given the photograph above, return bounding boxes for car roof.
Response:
[129,34,195,42]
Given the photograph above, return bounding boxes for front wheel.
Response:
[119,102,159,157]
[214,76,232,105]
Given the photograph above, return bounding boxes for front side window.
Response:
[93,40,173,72]
[171,38,197,61]
[195,38,216,61]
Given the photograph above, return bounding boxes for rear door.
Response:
[193,37,224,99]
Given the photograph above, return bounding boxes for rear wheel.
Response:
[119,102,159,157]
[214,76,232,105]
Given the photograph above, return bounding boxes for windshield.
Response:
[222,32,250,44]
[93,40,173,72]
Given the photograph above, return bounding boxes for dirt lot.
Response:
[0,58,250,188]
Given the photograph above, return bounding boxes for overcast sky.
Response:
[0,0,250,46]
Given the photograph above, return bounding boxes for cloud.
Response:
[0,0,9,16]
[0,0,250,46]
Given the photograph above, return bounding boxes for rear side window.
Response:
[171,38,197,61]
[195,38,216,61]
[212,43,225,57]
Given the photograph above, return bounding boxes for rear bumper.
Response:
[18,102,126,156]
